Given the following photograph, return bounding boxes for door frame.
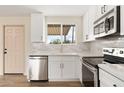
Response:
[3,25,25,75]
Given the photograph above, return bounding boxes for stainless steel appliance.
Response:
[82,57,103,87]
[28,55,48,81]
[103,48,124,60]
[94,6,120,38]
[98,48,124,87]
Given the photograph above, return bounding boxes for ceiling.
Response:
[0,5,90,16]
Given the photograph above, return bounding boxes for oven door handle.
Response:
[82,62,97,72]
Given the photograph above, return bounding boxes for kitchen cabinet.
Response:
[48,61,61,79]
[83,6,95,42]
[99,69,124,87]
[31,13,45,42]
[48,55,80,81]
[62,61,76,79]
[79,57,82,83]
[121,6,124,35]
[83,11,88,42]
[95,5,115,20]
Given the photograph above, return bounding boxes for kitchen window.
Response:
[47,24,76,44]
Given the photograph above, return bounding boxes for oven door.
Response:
[82,62,98,87]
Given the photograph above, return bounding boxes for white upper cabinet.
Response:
[95,5,115,20]
[95,5,103,21]
[83,11,89,42]
[88,6,96,41]
[31,13,45,42]
[83,6,96,42]
[121,6,124,35]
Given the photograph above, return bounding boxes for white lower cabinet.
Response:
[62,61,76,79]
[48,55,80,81]
[48,61,61,80]
[99,69,124,87]
[79,57,82,83]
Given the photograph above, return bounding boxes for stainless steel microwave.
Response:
[94,6,120,38]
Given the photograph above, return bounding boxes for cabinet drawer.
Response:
[48,56,62,62]
[99,69,124,87]
[61,56,78,62]
[49,56,78,62]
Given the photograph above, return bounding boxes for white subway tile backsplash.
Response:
[30,42,90,54]
[30,38,124,56]
[90,39,124,56]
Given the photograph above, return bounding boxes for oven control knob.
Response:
[111,49,115,53]
[120,50,124,54]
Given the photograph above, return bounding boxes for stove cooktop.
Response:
[82,57,104,68]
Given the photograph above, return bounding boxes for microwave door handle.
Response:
[82,62,96,72]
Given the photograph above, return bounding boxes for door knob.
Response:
[4,52,7,54]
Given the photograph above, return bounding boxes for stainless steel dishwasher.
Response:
[28,55,48,81]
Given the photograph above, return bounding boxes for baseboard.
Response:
[49,78,80,82]
[4,73,23,75]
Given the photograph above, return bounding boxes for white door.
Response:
[4,25,25,74]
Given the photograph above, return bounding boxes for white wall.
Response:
[0,16,30,75]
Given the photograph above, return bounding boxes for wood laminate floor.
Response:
[0,75,81,87]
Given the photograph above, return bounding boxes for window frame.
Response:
[46,23,77,45]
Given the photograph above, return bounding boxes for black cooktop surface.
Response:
[82,56,104,68]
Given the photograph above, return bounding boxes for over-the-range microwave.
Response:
[94,6,121,38]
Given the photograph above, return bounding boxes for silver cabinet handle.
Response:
[104,5,107,12]
[60,63,64,69]
[60,63,62,69]
[41,36,42,40]
[62,63,64,68]
[86,35,88,40]
[101,7,104,14]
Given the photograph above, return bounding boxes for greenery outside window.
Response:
[47,24,76,44]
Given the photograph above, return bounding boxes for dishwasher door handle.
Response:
[29,57,48,59]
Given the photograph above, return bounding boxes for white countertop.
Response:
[98,63,124,81]
[29,51,99,57]
[30,52,78,56]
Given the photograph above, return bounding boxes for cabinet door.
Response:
[62,61,76,79]
[95,5,115,20]
[99,69,124,87]
[88,6,96,41]
[31,13,44,42]
[79,57,82,83]
[83,6,95,42]
[83,11,89,42]
[121,6,124,35]
[95,5,103,19]
[48,61,61,80]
